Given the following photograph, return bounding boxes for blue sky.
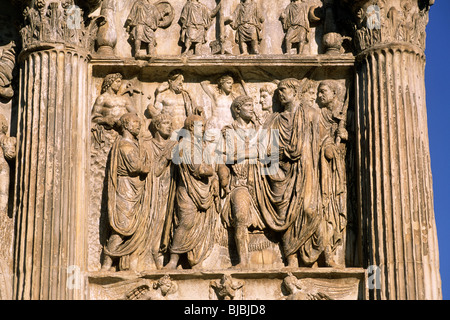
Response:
[425,0,450,300]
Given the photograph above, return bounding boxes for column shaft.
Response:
[13,47,89,300]
[356,44,441,299]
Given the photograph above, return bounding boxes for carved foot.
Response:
[230,262,248,270]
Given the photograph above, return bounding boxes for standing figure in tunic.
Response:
[280,0,311,55]
[227,0,264,54]
[179,0,221,55]
[125,0,163,59]
[218,95,265,268]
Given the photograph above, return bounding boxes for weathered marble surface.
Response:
[0,0,441,300]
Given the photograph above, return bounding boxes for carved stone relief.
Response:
[0,42,16,101]
[210,274,245,300]
[0,0,439,301]
[88,67,354,273]
[350,0,430,53]
[104,0,348,58]
[125,0,175,59]
[0,2,19,301]
[124,275,178,299]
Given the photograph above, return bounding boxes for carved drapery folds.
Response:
[117,0,357,58]
[89,72,353,273]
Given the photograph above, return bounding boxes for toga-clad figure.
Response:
[101,113,152,272]
[164,115,219,269]
[142,114,177,270]
[256,78,323,267]
[317,80,348,268]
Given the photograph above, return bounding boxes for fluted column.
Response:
[350,0,441,299]
[13,0,92,300]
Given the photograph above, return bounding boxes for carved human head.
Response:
[101,73,123,94]
[154,275,177,297]
[35,0,46,10]
[168,69,184,93]
[218,74,234,95]
[120,113,141,137]
[317,80,340,108]
[231,95,254,121]
[260,84,276,111]
[277,78,300,106]
[183,114,205,134]
[300,80,317,107]
[152,113,173,139]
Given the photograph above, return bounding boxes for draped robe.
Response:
[170,135,217,267]
[319,108,347,252]
[281,1,310,44]
[104,136,151,270]
[255,104,323,262]
[231,1,263,43]
[143,137,177,264]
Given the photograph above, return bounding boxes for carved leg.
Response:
[239,41,248,55]
[286,253,298,267]
[164,253,180,270]
[285,42,292,55]
[251,40,259,55]
[230,189,250,268]
[147,38,156,57]
[134,40,142,58]
[183,40,191,56]
[154,253,165,270]
[193,42,200,55]
[234,223,249,268]
[298,42,305,55]
[101,232,123,271]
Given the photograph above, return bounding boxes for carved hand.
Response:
[324,145,335,160]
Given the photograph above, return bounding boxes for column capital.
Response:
[340,0,434,12]
[340,0,434,55]
[17,0,104,58]
[11,0,101,14]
